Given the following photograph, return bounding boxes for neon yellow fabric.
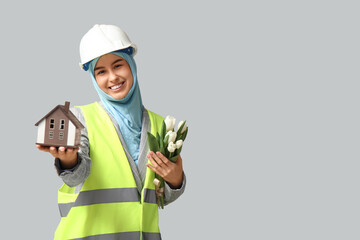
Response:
[54,102,164,240]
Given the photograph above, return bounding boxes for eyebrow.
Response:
[94,59,123,71]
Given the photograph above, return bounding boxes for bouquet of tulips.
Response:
[147,116,188,209]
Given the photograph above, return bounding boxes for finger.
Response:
[36,145,50,153]
[71,147,80,153]
[58,147,66,157]
[147,152,160,168]
[146,161,166,178]
[151,152,167,167]
[147,153,167,177]
[67,148,79,158]
[156,152,170,166]
[146,163,160,175]
[49,146,58,158]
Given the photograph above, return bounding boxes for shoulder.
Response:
[144,108,164,134]
[75,102,99,111]
[70,102,100,128]
[145,108,164,122]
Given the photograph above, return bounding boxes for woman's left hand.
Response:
[146,152,183,189]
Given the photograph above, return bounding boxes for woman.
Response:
[37,24,186,240]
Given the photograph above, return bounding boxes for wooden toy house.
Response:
[35,101,84,148]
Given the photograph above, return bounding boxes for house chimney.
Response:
[64,101,70,112]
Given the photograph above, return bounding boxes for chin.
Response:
[111,93,126,99]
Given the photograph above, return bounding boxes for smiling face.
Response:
[93,53,133,99]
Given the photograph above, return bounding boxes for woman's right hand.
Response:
[36,145,79,169]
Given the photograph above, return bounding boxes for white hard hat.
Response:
[79,24,137,70]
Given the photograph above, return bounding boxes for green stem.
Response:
[160,196,164,209]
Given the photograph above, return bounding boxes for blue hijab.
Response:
[88,50,143,165]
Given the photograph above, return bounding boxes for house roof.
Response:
[35,102,85,129]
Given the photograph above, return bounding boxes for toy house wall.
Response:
[75,128,81,146]
[66,121,76,146]
[43,110,70,147]
[37,120,46,144]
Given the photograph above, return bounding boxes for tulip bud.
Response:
[167,142,177,153]
[175,140,183,149]
[166,131,177,144]
[153,178,161,188]
[177,120,187,134]
[164,116,176,131]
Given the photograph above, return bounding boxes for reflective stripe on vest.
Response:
[68,232,161,240]
[59,188,157,217]
[54,102,164,240]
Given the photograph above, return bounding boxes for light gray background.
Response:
[1,1,359,239]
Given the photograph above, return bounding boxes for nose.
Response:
[108,70,118,82]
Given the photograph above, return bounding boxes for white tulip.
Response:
[175,140,183,149]
[167,142,177,153]
[177,120,187,134]
[166,131,177,144]
[164,116,176,131]
[153,178,161,188]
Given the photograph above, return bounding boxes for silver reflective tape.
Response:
[143,189,157,204]
[70,231,140,240]
[59,202,75,217]
[74,188,139,206]
[59,188,139,217]
[143,232,162,240]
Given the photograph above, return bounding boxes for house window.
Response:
[50,119,55,129]
[59,132,64,140]
[49,131,54,139]
[59,119,65,130]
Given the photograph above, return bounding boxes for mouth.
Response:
[109,82,125,90]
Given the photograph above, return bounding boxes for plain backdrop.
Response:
[1,1,359,239]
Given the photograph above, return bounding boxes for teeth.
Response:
[110,83,123,90]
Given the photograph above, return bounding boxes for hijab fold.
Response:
[88,50,143,164]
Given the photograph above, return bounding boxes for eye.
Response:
[114,64,122,69]
[96,70,105,75]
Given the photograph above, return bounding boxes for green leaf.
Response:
[164,145,170,157]
[164,135,169,146]
[156,132,161,143]
[177,133,182,141]
[160,121,166,139]
[181,128,188,141]
[147,132,159,152]
[174,146,182,156]
[170,155,178,163]
[159,134,164,154]
[176,121,186,138]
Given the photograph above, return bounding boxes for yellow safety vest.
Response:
[54,102,163,240]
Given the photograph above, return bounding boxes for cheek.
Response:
[127,76,134,88]
[95,77,107,89]
[125,70,134,84]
